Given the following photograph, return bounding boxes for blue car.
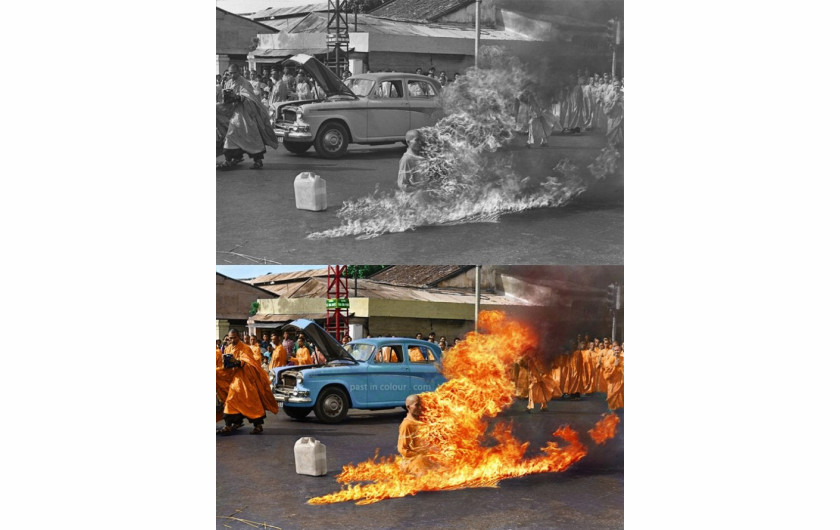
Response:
[273,319,447,423]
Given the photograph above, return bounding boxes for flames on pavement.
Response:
[308,310,620,505]
[307,47,619,241]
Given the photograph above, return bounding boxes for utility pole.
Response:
[474,1,481,69]
[474,265,481,331]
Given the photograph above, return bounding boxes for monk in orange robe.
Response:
[525,356,557,412]
[291,337,312,365]
[408,345,426,362]
[268,332,288,369]
[398,394,439,476]
[376,346,398,363]
[551,353,567,398]
[563,346,584,399]
[578,342,595,394]
[248,335,263,364]
[513,358,530,398]
[601,344,624,410]
[592,342,608,393]
[217,329,279,435]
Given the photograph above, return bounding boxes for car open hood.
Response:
[282,319,356,362]
[282,54,356,98]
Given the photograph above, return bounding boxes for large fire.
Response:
[308,310,620,505]
[307,47,619,241]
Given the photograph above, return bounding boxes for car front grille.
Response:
[281,373,297,389]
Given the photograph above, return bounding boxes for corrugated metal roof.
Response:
[368,265,470,287]
[248,3,330,20]
[247,268,330,285]
[251,47,330,58]
[290,12,538,40]
[285,277,530,305]
[250,313,328,322]
[371,0,474,22]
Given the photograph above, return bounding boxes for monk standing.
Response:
[268,332,288,369]
[525,356,557,412]
[602,344,624,410]
[291,336,312,365]
[248,335,263,364]
[217,329,279,435]
[398,394,439,476]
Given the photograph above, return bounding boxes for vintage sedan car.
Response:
[272,319,447,423]
[274,55,444,158]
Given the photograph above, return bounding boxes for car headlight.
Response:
[296,373,304,385]
[295,109,304,122]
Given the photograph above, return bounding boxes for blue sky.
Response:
[217,0,319,15]
[217,264,326,280]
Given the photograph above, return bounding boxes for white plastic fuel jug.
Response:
[294,172,327,211]
[294,437,327,476]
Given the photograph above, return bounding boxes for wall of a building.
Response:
[217,9,274,55]
[217,274,271,321]
[367,316,474,340]
[436,266,498,290]
[437,0,499,26]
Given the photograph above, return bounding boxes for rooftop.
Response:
[371,0,475,23]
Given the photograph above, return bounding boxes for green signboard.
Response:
[326,298,350,309]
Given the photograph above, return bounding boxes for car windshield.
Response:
[345,78,375,97]
[347,342,375,361]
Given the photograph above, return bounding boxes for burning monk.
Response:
[397,130,429,195]
[216,64,279,170]
[217,329,279,435]
[398,394,440,477]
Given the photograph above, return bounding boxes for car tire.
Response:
[314,122,350,158]
[283,406,313,420]
[314,387,350,423]
[283,140,313,155]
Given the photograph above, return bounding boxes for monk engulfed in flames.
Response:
[309,311,619,506]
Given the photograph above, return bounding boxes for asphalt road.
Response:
[216,396,623,529]
[216,133,623,265]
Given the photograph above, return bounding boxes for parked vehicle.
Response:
[273,319,446,423]
[274,55,444,158]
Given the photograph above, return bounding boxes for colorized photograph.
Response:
[216,265,623,528]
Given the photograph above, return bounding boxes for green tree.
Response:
[249,301,260,316]
[344,265,389,278]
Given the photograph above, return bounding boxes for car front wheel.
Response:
[283,406,313,420]
[314,387,349,423]
[283,140,313,154]
[314,122,349,158]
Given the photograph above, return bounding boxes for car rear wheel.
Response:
[314,122,349,158]
[314,387,349,423]
[283,140,313,154]
[283,406,313,420]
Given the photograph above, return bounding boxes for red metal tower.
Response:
[325,265,349,341]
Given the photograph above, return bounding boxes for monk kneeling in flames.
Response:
[398,394,440,477]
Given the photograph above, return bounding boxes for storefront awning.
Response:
[249,312,355,325]
[249,47,353,60]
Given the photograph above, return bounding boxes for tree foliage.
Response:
[344,265,389,278]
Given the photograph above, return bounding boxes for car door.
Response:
[407,79,441,130]
[365,344,411,405]
[407,343,443,394]
[366,79,410,140]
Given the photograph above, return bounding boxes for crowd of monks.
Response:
[512,336,624,412]
[517,72,624,148]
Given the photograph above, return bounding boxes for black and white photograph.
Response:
[216,0,623,264]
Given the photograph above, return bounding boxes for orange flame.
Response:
[309,311,614,505]
[588,413,620,445]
